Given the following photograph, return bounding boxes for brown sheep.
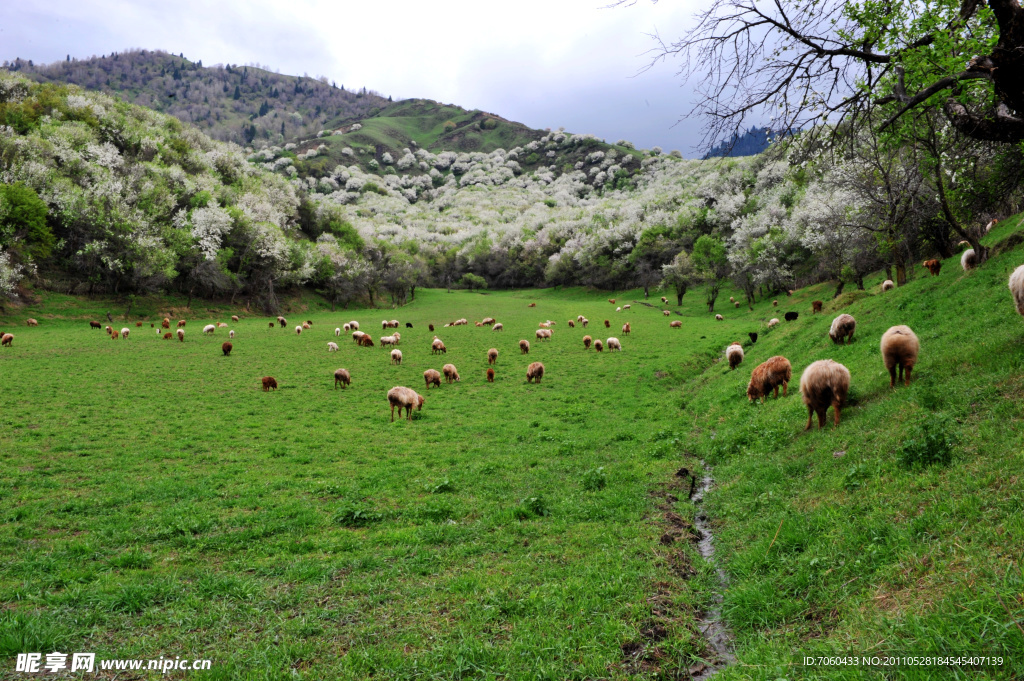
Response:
[443,363,461,383]
[222,342,233,356]
[811,300,823,314]
[829,314,856,345]
[747,356,792,403]
[306,320,314,327]
[482,317,496,325]
[568,320,575,328]
[105,325,112,335]
[302,322,311,330]
[334,368,351,389]
[922,259,942,276]
[773,300,778,307]
[670,320,682,328]
[487,368,495,382]
[177,320,186,328]
[787,289,794,296]
[162,318,170,329]
[1,333,13,347]
[726,342,744,370]
[583,335,592,349]
[475,322,483,327]
[90,321,102,329]
[277,316,287,327]
[150,323,154,328]
[360,335,375,347]
[528,303,536,307]
[594,339,604,352]
[26,318,38,326]
[135,321,143,327]
[487,348,498,364]
[729,296,735,303]
[662,310,670,316]
[800,360,850,429]
[526,361,545,383]
[177,329,185,342]
[520,339,530,354]
[1009,264,1024,316]
[622,322,631,335]
[431,338,446,354]
[604,319,610,328]
[429,324,435,331]
[388,386,424,421]
[424,369,442,389]
[608,299,616,304]
[232,315,239,322]
[734,301,740,308]
[661,297,668,304]
[581,318,589,328]
[881,325,920,387]
[110,329,118,340]
[262,376,278,391]
[163,332,173,340]
[268,322,274,328]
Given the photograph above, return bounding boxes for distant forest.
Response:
[702,126,790,159]
[3,50,390,146]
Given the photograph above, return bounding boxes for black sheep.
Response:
[785,311,799,321]
[748,332,758,344]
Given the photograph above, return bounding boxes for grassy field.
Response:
[2,222,1024,680]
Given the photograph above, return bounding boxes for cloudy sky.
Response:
[1,0,718,155]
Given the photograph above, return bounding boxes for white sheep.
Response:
[328,342,339,352]
[961,249,977,271]
[203,324,216,334]
[616,306,621,312]
[881,279,895,292]
[295,325,303,335]
[229,330,235,339]
[715,314,723,321]
[768,318,779,328]
[120,327,130,339]
[349,321,359,330]
[725,342,744,370]
[391,349,403,365]
[1010,264,1024,316]
[606,337,622,351]
[493,323,503,331]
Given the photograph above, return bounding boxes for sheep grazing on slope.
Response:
[607,337,622,351]
[829,314,856,345]
[135,321,143,327]
[390,320,399,328]
[726,342,744,370]
[583,335,592,349]
[431,338,447,354]
[380,335,397,347]
[734,301,740,308]
[811,300,823,314]
[388,386,424,422]
[302,322,311,330]
[608,299,616,304]
[359,335,375,347]
[787,289,795,296]
[661,297,668,304]
[482,317,496,325]
[881,325,920,387]
[328,342,339,352]
[163,332,172,340]
[663,310,670,316]
[535,329,549,340]
[785,312,799,322]
[203,324,216,334]
[487,348,498,364]
[110,329,118,340]
[352,330,365,342]
[229,330,235,339]
[568,320,575,328]
[623,304,631,310]
[232,315,239,322]
[922,259,942,276]
[622,322,631,335]
[334,368,351,389]
[1009,264,1024,316]
[800,360,850,430]
[177,329,185,342]
[604,319,611,328]
[487,368,495,382]
[217,322,228,328]
[349,321,359,330]
[729,296,735,303]
[1,334,13,347]
[475,322,482,327]
[528,303,536,308]
[748,332,758,343]
[773,300,778,307]
[342,324,349,334]
[986,218,999,233]
[307,320,314,327]
[295,325,303,335]
[715,314,723,321]
[391,349,403,365]
[428,323,435,332]
[616,306,621,312]
[526,361,545,383]
[881,279,895,292]
[277,316,287,327]
[424,369,442,389]
[268,322,274,328]
[105,325,113,335]
[262,376,278,391]
[594,339,604,352]
[961,249,978,271]
[177,320,187,328]
[90,320,102,329]
[443,363,461,383]
[539,322,551,328]
[222,342,233,356]
[520,339,530,354]
[26,318,38,326]
[162,318,170,329]
[768,318,779,327]
[747,356,792,403]
[382,320,389,330]
[493,323,503,331]
[581,318,589,327]
[120,328,130,339]
[670,320,682,328]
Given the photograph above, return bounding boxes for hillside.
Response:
[4,51,390,146]
[702,126,791,159]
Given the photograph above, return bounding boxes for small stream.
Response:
[690,460,737,678]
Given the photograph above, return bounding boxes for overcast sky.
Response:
[1,0,718,155]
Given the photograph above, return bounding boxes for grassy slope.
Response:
[1,286,745,679]
[681,217,1024,679]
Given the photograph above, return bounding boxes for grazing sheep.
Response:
[787,289,795,296]
[342,324,350,334]
[607,337,622,351]
[616,306,621,312]
[581,318,589,327]
[539,322,551,328]
[90,321,102,329]
[608,299,615,304]
[177,329,185,342]
[748,332,758,343]
[768,318,779,327]
[443,363,461,383]
[829,314,856,345]
[986,218,999,233]
[163,332,172,340]
[229,330,235,339]
[476,321,484,327]
[715,314,723,321]
[352,330,365,342]
[391,349,403,365]
[295,325,303,335]
[382,320,389,330]
[773,300,778,307]
[961,249,977,271]
[785,312,799,322]
[162,318,170,328]
[528,303,536,307]
[232,315,239,322]
[277,316,287,327]
[388,386,424,421]
[1,334,13,347]
[26,318,38,326]
[203,324,216,334]
[424,369,442,389]
[577,315,585,322]
[604,319,610,328]
[1009,264,1024,316]
[811,300,823,314]
[670,320,682,328]
[726,342,744,369]
[800,360,850,430]
[349,321,359,330]
[663,310,670,316]
[262,376,278,392]
[390,320,399,328]
[429,323,435,332]
[307,320,314,327]
[177,320,187,328]
[488,348,498,364]
[268,322,274,328]
[487,368,495,382]
[135,321,143,327]
[623,304,631,310]
[747,356,792,403]
[535,329,547,340]
[661,297,668,304]
[328,342,339,352]
[110,329,118,340]
[881,325,920,387]
[359,335,375,347]
[216,322,228,328]
[622,322,631,335]
[222,342,233,356]
[583,335,592,349]
[881,279,895,292]
[334,368,351,389]
[729,296,735,303]
[568,320,575,328]
[380,335,396,347]
[431,338,447,354]
[922,259,942,276]
[120,328,130,339]
[482,317,496,325]
[406,322,413,329]
[302,322,311,330]
[734,301,740,308]
[594,339,604,352]
[526,361,545,383]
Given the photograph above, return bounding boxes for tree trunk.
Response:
[410,285,416,301]
[856,274,865,290]
[833,280,845,299]
[885,265,893,281]
[895,258,907,287]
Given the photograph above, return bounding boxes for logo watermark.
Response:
[15,652,212,674]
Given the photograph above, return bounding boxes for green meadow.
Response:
[2,217,1024,680]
